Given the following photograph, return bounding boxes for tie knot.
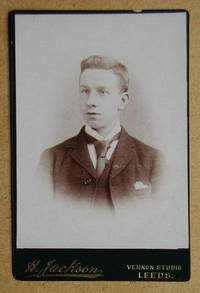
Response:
[94,140,111,159]
[83,129,121,159]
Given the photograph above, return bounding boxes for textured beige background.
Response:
[0,0,199,292]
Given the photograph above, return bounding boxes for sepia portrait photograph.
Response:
[10,10,189,280]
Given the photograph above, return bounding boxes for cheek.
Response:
[109,95,121,107]
[102,106,119,119]
[79,98,86,109]
[106,100,120,112]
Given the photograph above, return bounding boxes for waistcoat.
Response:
[92,153,115,209]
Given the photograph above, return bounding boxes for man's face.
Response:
[79,69,127,136]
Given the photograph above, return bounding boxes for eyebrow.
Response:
[97,86,109,89]
[80,85,89,88]
[79,85,110,92]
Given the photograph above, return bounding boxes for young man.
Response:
[39,55,162,210]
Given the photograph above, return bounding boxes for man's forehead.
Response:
[79,68,119,87]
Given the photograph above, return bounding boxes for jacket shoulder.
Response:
[128,134,160,158]
[39,134,79,164]
[49,134,78,153]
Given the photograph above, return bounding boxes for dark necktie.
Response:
[84,131,120,179]
[94,140,111,179]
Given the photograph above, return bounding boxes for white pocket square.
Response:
[134,181,149,190]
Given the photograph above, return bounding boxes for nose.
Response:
[86,91,98,106]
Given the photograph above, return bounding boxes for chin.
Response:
[88,122,101,130]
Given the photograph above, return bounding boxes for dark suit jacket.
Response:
[38,127,163,209]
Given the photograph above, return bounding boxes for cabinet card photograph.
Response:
[10,10,190,281]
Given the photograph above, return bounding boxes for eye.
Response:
[98,88,109,95]
[80,88,89,95]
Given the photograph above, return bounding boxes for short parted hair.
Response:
[80,55,129,93]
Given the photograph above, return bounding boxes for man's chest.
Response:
[53,154,152,204]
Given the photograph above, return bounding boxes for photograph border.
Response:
[9,9,190,281]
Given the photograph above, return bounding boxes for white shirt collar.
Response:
[85,122,121,141]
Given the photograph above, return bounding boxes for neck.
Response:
[93,120,120,138]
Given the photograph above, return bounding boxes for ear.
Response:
[118,92,129,110]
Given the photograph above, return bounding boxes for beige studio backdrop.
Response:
[0,0,199,293]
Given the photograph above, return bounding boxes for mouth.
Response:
[86,112,101,116]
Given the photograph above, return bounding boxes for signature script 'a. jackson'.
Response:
[25,259,103,278]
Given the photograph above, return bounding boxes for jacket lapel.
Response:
[110,127,136,179]
[69,128,96,179]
